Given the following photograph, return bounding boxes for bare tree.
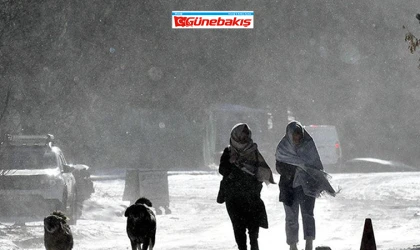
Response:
[0,83,11,124]
[404,14,420,69]
[0,0,38,129]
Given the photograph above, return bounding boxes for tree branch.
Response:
[0,82,11,125]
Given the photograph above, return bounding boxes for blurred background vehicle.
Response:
[341,157,418,173]
[304,125,342,173]
[0,134,94,224]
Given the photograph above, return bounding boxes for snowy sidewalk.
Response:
[1,171,420,249]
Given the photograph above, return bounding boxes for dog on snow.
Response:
[124,197,156,250]
[44,211,73,250]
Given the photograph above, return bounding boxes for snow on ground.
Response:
[1,171,420,250]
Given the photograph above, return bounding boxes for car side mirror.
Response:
[63,164,74,173]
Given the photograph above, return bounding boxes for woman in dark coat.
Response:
[276,121,336,250]
[217,123,275,250]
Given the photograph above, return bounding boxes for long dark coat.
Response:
[218,147,268,229]
[276,161,297,206]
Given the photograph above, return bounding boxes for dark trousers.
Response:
[226,198,260,250]
[283,186,316,245]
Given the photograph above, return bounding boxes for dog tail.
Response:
[135,197,153,207]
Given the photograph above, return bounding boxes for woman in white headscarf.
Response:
[276,121,335,250]
[217,123,275,250]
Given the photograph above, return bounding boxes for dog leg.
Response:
[149,238,154,250]
[142,241,149,250]
[150,235,155,249]
[130,240,137,250]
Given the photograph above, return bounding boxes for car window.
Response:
[58,152,67,170]
[0,147,58,170]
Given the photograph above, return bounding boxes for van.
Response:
[303,125,342,172]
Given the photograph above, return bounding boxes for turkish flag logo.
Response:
[174,16,187,27]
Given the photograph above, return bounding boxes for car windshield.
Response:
[0,147,58,170]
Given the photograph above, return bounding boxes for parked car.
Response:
[304,125,342,172]
[341,157,418,173]
[0,134,94,224]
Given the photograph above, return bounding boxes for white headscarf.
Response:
[275,121,323,170]
[276,121,335,197]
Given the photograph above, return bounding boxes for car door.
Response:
[57,150,76,198]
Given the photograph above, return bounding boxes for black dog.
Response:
[44,211,74,250]
[124,197,156,250]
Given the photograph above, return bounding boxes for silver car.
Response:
[0,135,93,224]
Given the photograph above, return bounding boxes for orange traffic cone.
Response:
[360,218,376,250]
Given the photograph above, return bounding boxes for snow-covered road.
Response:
[1,171,420,250]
